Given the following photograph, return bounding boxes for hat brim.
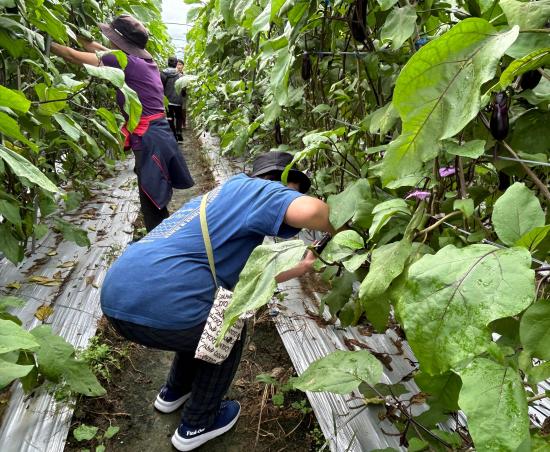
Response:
[99,23,152,60]
[251,165,311,193]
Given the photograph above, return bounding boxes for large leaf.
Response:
[327,179,372,230]
[492,183,545,246]
[0,112,36,149]
[30,325,105,396]
[320,270,355,316]
[458,358,530,452]
[0,319,40,354]
[499,47,550,90]
[398,244,534,374]
[0,224,22,264]
[519,301,550,360]
[0,358,34,389]
[218,240,307,340]
[444,139,486,158]
[368,198,409,238]
[0,85,30,113]
[379,19,519,185]
[515,226,550,252]
[359,239,412,330]
[270,46,294,106]
[415,371,462,425]
[499,0,550,30]
[0,145,59,193]
[291,350,383,394]
[380,6,417,50]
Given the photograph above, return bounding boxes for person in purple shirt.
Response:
[51,15,194,231]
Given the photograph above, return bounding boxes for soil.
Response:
[64,130,321,452]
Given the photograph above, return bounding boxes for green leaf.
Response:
[368,102,399,136]
[251,2,271,37]
[453,198,474,218]
[119,85,143,133]
[96,108,120,134]
[219,240,306,340]
[53,113,83,141]
[444,139,486,158]
[0,200,21,227]
[291,350,383,394]
[527,361,550,384]
[331,230,364,250]
[379,19,519,185]
[0,145,59,192]
[519,300,550,360]
[499,47,550,90]
[399,244,534,374]
[415,371,461,414]
[359,240,412,331]
[380,6,417,50]
[0,358,34,389]
[54,218,90,247]
[73,424,99,441]
[0,112,36,149]
[515,225,550,252]
[458,358,530,452]
[492,182,545,246]
[499,0,550,30]
[506,32,550,59]
[35,84,67,116]
[0,85,30,113]
[31,325,105,396]
[369,199,409,239]
[0,319,40,354]
[270,47,294,106]
[0,296,25,311]
[327,179,372,230]
[320,270,355,316]
[103,426,119,439]
[376,0,399,11]
[83,64,125,88]
[0,224,22,264]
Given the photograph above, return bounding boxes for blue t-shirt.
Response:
[100,174,303,329]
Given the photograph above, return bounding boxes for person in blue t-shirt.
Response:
[100,151,334,451]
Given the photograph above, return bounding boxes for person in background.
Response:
[161,56,185,141]
[50,14,194,232]
[100,151,335,451]
[176,59,187,129]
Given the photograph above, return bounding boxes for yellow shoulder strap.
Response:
[199,194,218,287]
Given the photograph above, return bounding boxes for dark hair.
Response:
[177,59,184,65]
[257,170,301,185]
[167,56,178,68]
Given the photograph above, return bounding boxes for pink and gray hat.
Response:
[99,14,152,60]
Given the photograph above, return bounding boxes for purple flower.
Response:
[439,167,456,177]
[405,190,430,200]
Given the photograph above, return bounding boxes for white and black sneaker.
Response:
[154,386,191,414]
[171,400,241,451]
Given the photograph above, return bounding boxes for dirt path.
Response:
[65,130,320,452]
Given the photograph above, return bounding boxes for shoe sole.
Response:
[154,392,191,414]
[171,404,241,451]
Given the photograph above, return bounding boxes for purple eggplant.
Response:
[490,92,509,141]
[350,0,367,43]
[301,52,312,81]
[520,70,542,90]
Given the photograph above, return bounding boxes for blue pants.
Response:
[105,316,246,426]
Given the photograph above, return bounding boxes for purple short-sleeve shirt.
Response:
[101,53,165,117]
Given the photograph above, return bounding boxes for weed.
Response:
[80,335,127,383]
[104,243,123,265]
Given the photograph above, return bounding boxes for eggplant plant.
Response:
[186,0,550,449]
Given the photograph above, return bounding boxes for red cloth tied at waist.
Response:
[121,112,166,149]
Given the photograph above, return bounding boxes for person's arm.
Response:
[50,42,100,66]
[77,36,109,52]
[275,250,316,283]
[283,196,336,235]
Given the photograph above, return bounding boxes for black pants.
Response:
[133,150,169,232]
[106,316,246,427]
[167,104,184,139]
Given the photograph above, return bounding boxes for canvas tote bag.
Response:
[194,194,245,364]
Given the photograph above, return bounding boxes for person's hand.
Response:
[301,250,317,274]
